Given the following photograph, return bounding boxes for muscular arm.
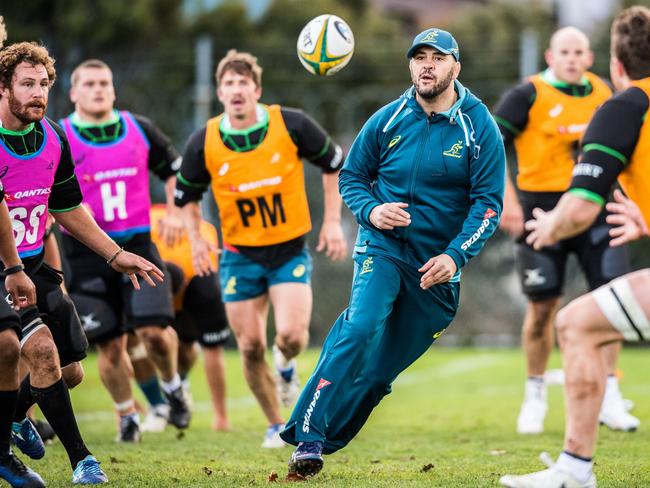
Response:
[0,193,36,308]
[525,193,601,249]
[52,206,121,260]
[526,87,648,250]
[0,204,22,269]
[53,206,163,287]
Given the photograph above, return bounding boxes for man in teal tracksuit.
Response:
[280,28,505,478]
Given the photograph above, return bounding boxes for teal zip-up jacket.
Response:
[340,81,505,278]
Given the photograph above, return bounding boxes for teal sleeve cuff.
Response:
[443,248,465,272]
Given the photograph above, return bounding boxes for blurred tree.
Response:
[443,2,555,105]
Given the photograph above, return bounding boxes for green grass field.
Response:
[22,348,650,487]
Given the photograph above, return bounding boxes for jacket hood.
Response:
[382,80,483,155]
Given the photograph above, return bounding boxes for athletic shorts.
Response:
[593,272,650,342]
[219,248,312,303]
[517,191,630,301]
[0,263,88,367]
[166,262,230,348]
[0,287,21,339]
[64,235,174,345]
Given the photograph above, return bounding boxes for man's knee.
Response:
[137,326,169,353]
[276,329,307,356]
[555,303,594,351]
[526,299,559,338]
[62,361,84,389]
[239,339,265,363]
[22,335,60,380]
[0,331,20,371]
[98,337,125,366]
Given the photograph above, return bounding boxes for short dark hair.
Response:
[0,41,56,91]
[215,49,262,87]
[71,59,112,86]
[611,6,650,80]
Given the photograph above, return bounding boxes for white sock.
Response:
[525,376,546,401]
[273,344,291,370]
[556,451,593,484]
[115,399,135,414]
[120,412,140,424]
[160,374,182,394]
[605,375,619,396]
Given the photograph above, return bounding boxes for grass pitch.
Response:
[25,347,650,487]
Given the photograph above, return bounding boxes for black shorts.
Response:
[172,271,230,348]
[516,191,630,300]
[64,234,174,345]
[0,289,21,339]
[1,262,88,367]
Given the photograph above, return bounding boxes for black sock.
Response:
[0,390,18,457]
[31,378,91,468]
[13,375,34,422]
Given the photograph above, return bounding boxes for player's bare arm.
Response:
[180,201,219,276]
[158,175,185,249]
[0,199,36,309]
[52,205,164,288]
[524,193,601,250]
[316,171,347,261]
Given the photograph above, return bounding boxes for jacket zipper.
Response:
[403,114,430,242]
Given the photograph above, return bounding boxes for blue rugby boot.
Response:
[11,419,44,460]
[72,455,108,485]
[288,441,324,478]
[0,451,45,488]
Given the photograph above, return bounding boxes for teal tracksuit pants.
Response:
[280,249,460,454]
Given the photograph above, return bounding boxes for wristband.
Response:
[107,247,124,265]
[4,264,25,275]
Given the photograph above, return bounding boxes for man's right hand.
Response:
[110,251,165,290]
[5,270,36,310]
[369,202,411,230]
[190,236,220,276]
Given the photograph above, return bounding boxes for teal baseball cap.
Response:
[407,28,460,61]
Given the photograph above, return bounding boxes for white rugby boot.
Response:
[500,452,596,488]
[599,376,640,432]
[517,377,547,434]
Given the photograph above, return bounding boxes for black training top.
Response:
[569,86,649,204]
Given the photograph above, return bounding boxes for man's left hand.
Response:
[109,251,165,289]
[419,254,457,289]
[606,189,649,247]
[525,207,558,250]
[316,220,347,261]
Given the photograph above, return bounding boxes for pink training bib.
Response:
[62,111,151,239]
[0,119,62,257]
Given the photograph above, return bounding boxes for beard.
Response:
[8,91,47,124]
[414,68,455,100]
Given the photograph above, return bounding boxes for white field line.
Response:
[395,354,500,386]
[75,356,498,422]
